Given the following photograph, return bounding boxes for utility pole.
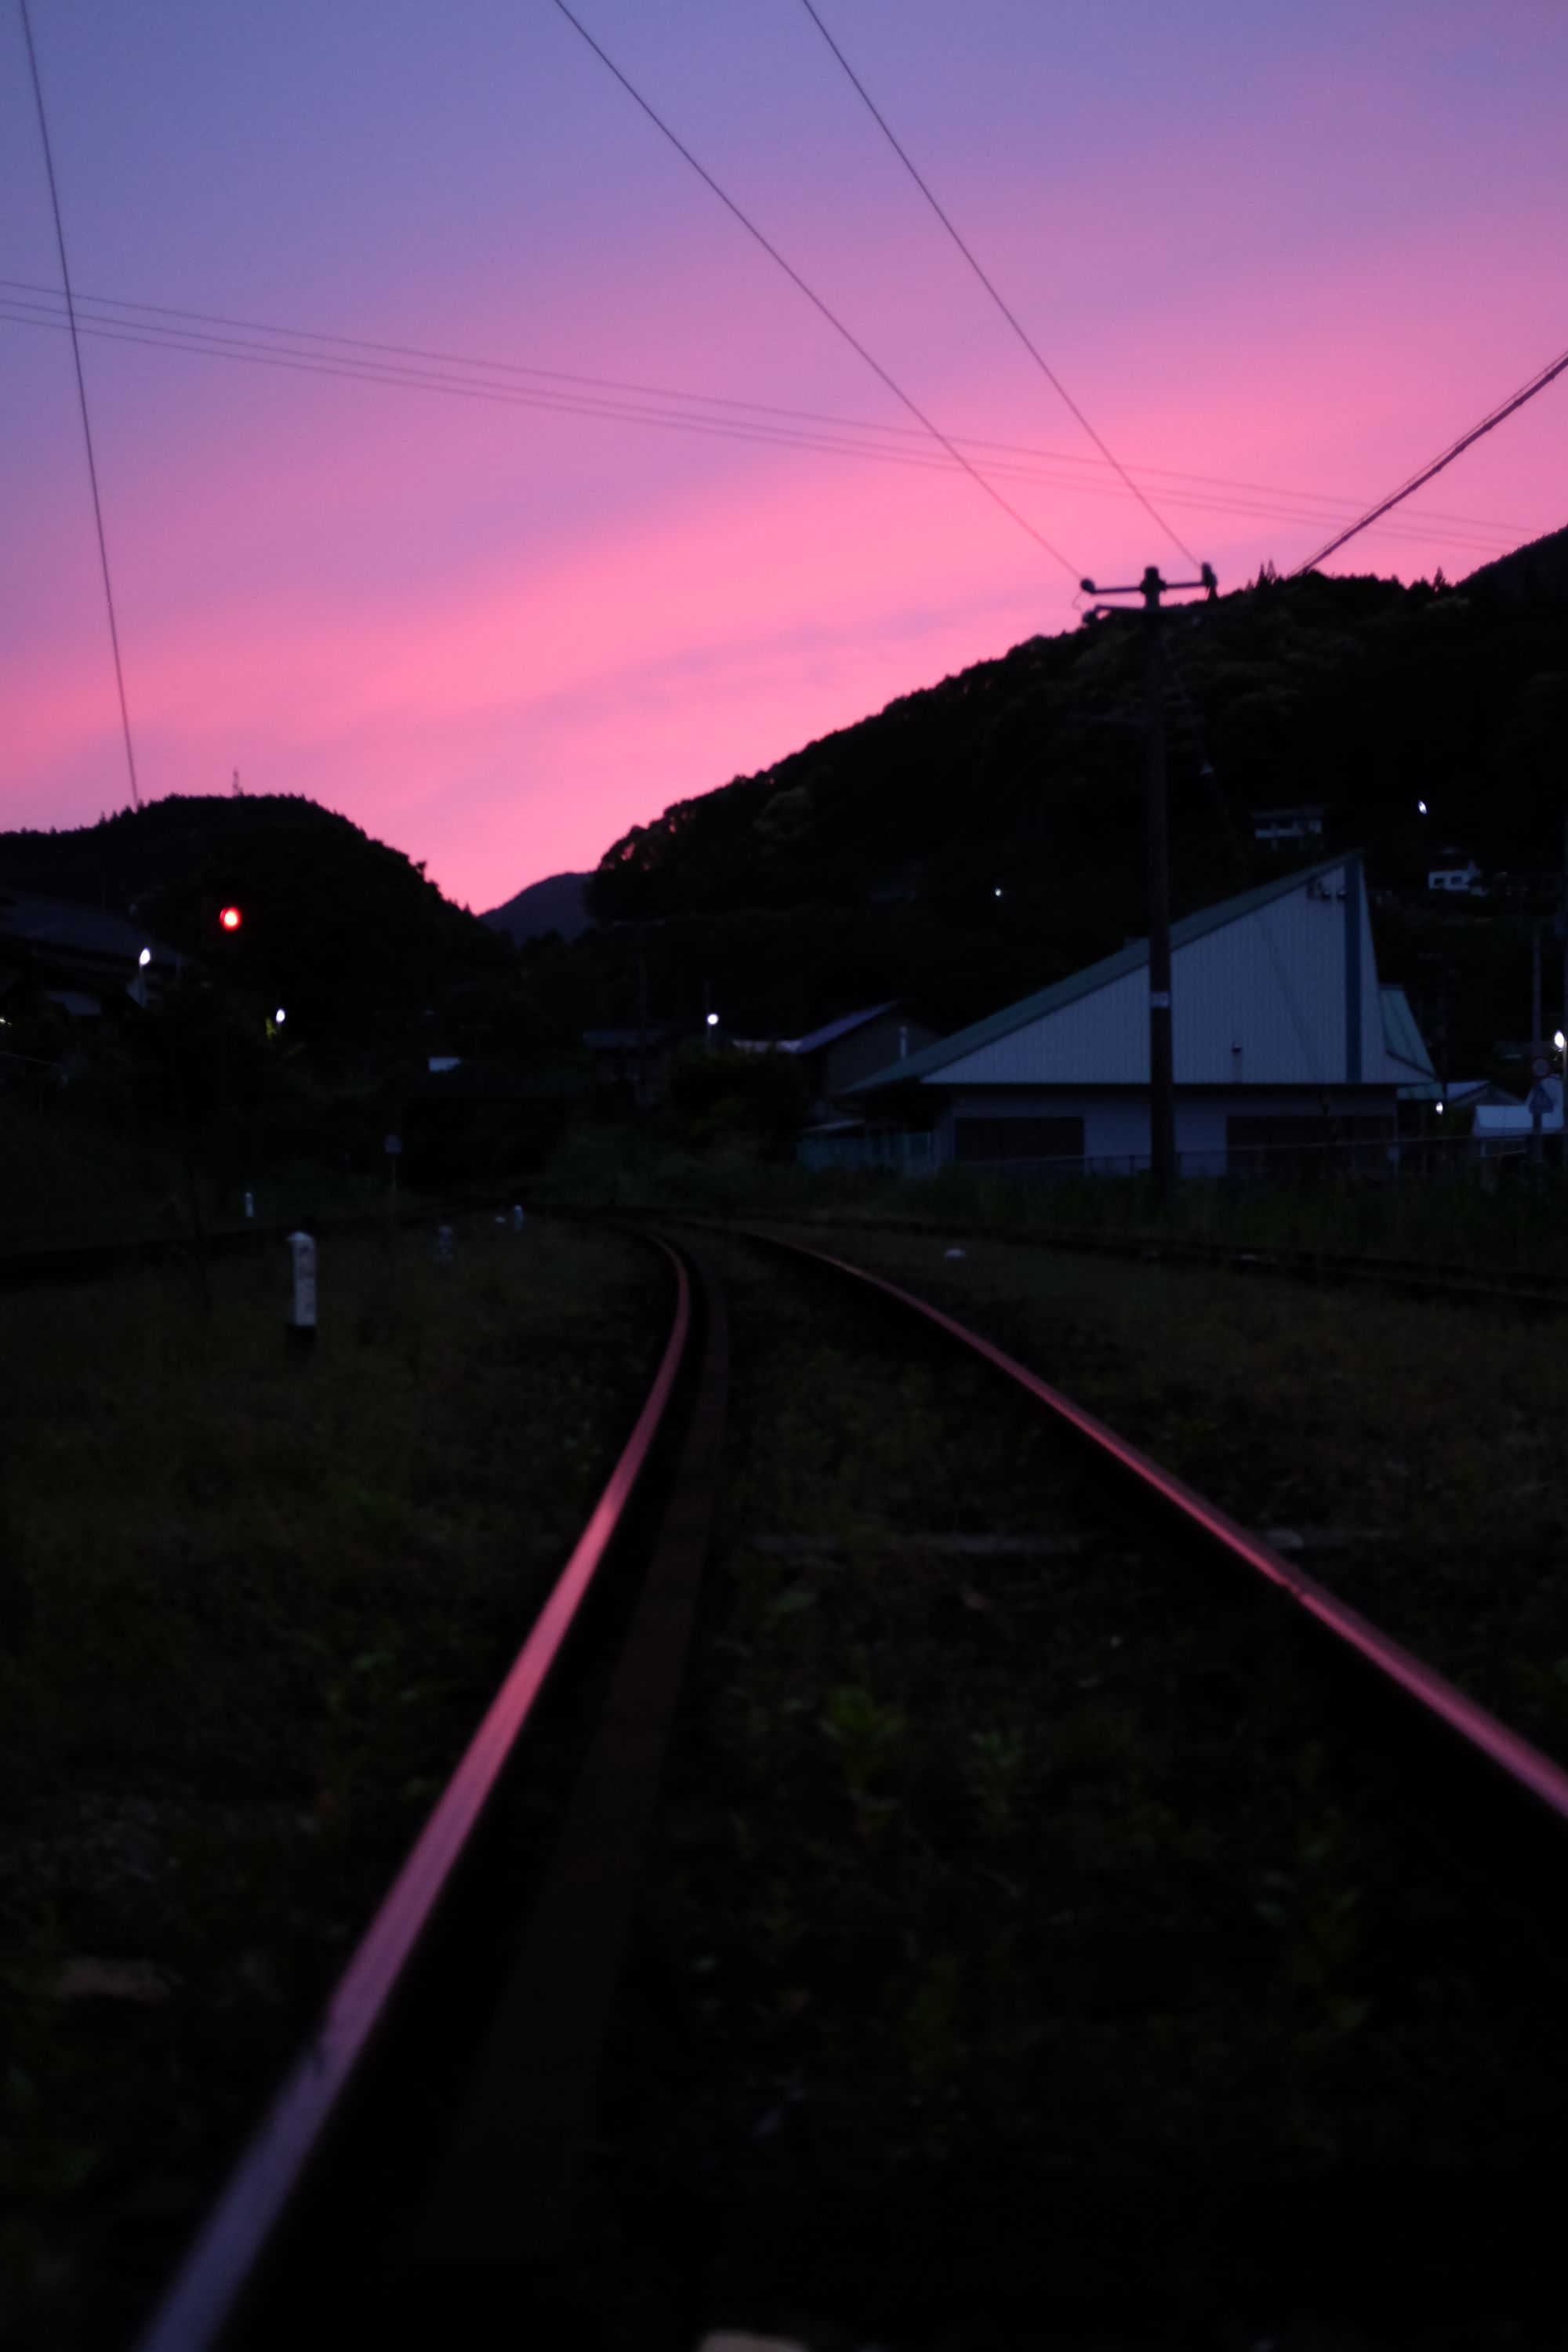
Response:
[1080,561,1217,1206]
[635,921,649,1112]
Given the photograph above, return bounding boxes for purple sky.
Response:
[3,0,1565,909]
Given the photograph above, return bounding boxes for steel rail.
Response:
[135,1238,695,2352]
[750,1228,1568,1833]
[1025,1221,1568,1308]
[714,1207,1568,1312]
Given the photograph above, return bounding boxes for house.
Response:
[1441,1078,1522,1114]
[782,1001,944,1120]
[1427,853,1484,895]
[844,850,1426,1178]
[0,889,182,1025]
[1379,982,1440,1106]
[1252,806,1323,846]
[581,1022,692,1107]
[1473,1077,1562,1145]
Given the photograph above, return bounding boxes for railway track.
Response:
[733,1209,1568,1314]
[131,1221,1568,2351]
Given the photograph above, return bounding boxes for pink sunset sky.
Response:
[2,0,1565,912]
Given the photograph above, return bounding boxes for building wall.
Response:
[932,861,1392,1091]
[935,1084,1399,1172]
[819,1011,943,1101]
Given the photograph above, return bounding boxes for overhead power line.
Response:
[16,0,141,808]
[0,278,1523,539]
[2,282,1523,559]
[1294,341,1568,575]
[546,0,1082,582]
[796,0,1203,572]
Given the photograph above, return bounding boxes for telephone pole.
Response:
[1080,562,1217,1206]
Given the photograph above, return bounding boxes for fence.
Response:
[798,1130,1562,1185]
[797,1129,935,1174]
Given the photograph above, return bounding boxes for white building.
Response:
[848,851,1432,1178]
[1427,854,1484,895]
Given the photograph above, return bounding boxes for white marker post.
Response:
[384,1133,401,1230]
[435,1223,455,1267]
[287,1232,317,1352]
[511,1204,524,1232]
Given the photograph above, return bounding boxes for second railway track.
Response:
[138,1220,1568,2352]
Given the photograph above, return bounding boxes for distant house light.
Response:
[274,1007,286,1025]
[137,946,151,967]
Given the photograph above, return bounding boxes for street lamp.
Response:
[137,946,151,967]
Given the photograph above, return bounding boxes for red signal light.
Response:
[219,905,242,932]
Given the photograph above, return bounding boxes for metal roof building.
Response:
[848,851,1432,1178]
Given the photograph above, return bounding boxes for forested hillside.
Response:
[581,536,1568,1054]
[0,793,514,1058]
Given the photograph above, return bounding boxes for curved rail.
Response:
[749,1226,1568,1834]
[1021,1221,1568,1309]
[136,1237,695,2352]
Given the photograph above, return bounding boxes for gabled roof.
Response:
[855,849,1363,1095]
[1380,982,1439,1100]
[784,1002,898,1056]
[0,889,180,971]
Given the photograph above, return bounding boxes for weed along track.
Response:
[554,1232,1568,2350]
[114,1226,1568,2350]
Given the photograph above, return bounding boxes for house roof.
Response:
[1379,983,1440,1098]
[783,1002,898,1057]
[855,850,1363,1096]
[0,890,179,971]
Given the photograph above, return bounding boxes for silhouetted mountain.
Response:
[573,540,1568,1054]
[0,793,507,1053]
[1461,519,1568,601]
[482,871,591,944]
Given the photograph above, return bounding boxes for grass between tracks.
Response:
[0,1217,662,2347]
[570,1236,1568,2350]
[769,1224,1568,1767]
[539,1126,1568,1278]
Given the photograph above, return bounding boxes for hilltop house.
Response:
[0,889,182,1024]
[840,851,1432,1178]
[1427,851,1485,895]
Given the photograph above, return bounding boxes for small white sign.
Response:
[1149,990,1171,1010]
[289,1232,318,1327]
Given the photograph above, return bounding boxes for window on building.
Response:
[953,1116,1084,1165]
[1227,1113,1394,1174]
